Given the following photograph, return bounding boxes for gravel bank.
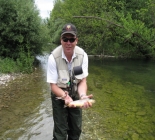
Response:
[0,74,21,85]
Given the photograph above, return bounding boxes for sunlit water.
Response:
[0,56,155,140]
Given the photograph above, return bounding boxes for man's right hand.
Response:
[64,91,73,105]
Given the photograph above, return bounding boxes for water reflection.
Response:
[18,94,53,140]
[0,55,53,140]
[18,55,54,140]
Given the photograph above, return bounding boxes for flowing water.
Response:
[0,55,155,140]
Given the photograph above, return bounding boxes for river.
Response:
[0,55,155,140]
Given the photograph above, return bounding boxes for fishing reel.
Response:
[73,66,83,77]
[70,66,83,92]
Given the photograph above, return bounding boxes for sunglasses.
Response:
[62,37,76,43]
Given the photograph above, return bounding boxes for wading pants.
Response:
[51,92,82,140]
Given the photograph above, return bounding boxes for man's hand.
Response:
[80,94,93,100]
[80,94,93,108]
[64,91,73,105]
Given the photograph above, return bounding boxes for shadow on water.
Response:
[0,56,155,140]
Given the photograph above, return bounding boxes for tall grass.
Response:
[0,58,18,73]
[16,47,34,73]
[0,47,34,74]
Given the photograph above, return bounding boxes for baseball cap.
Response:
[61,23,77,36]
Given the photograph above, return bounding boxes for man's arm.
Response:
[50,83,66,97]
[77,78,87,98]
[78,78,93,108]
[50,83,73,104]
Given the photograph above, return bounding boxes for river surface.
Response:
[0,55,155,140]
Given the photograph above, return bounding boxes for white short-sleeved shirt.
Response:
[47,46,88,83]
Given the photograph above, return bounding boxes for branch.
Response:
[73,16,123,28]
[73,16,154,47]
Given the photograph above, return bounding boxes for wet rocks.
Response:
[0,74,20,86]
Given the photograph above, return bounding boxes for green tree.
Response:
[48,0,155,59]
[0,0,49,60]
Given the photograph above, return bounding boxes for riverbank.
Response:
[0,73,21,86]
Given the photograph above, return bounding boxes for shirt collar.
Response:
[61,46,76,62]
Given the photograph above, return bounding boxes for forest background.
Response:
[0,0,155,73]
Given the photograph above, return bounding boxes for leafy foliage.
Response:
[0,58,18,73]
[49,0,155,59]
[0,0,51,73]
[0,0,49,60]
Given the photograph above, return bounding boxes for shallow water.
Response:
[86,58,155,140]
[0,56,155,140]
[0,55,53,140]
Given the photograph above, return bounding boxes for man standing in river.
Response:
[47,23,93,140]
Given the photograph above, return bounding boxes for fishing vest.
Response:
[52,45,84,88]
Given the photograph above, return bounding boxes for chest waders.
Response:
[51,71,82,140]
[51,67,83,140]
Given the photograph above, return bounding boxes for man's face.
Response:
[61,33,78,56]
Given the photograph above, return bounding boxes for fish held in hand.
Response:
[66,98,95,108]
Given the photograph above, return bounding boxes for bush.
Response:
[0,0,49,59]
[0,58,17,73]
[0,46,34,73]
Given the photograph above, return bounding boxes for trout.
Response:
[65,98,95,107]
